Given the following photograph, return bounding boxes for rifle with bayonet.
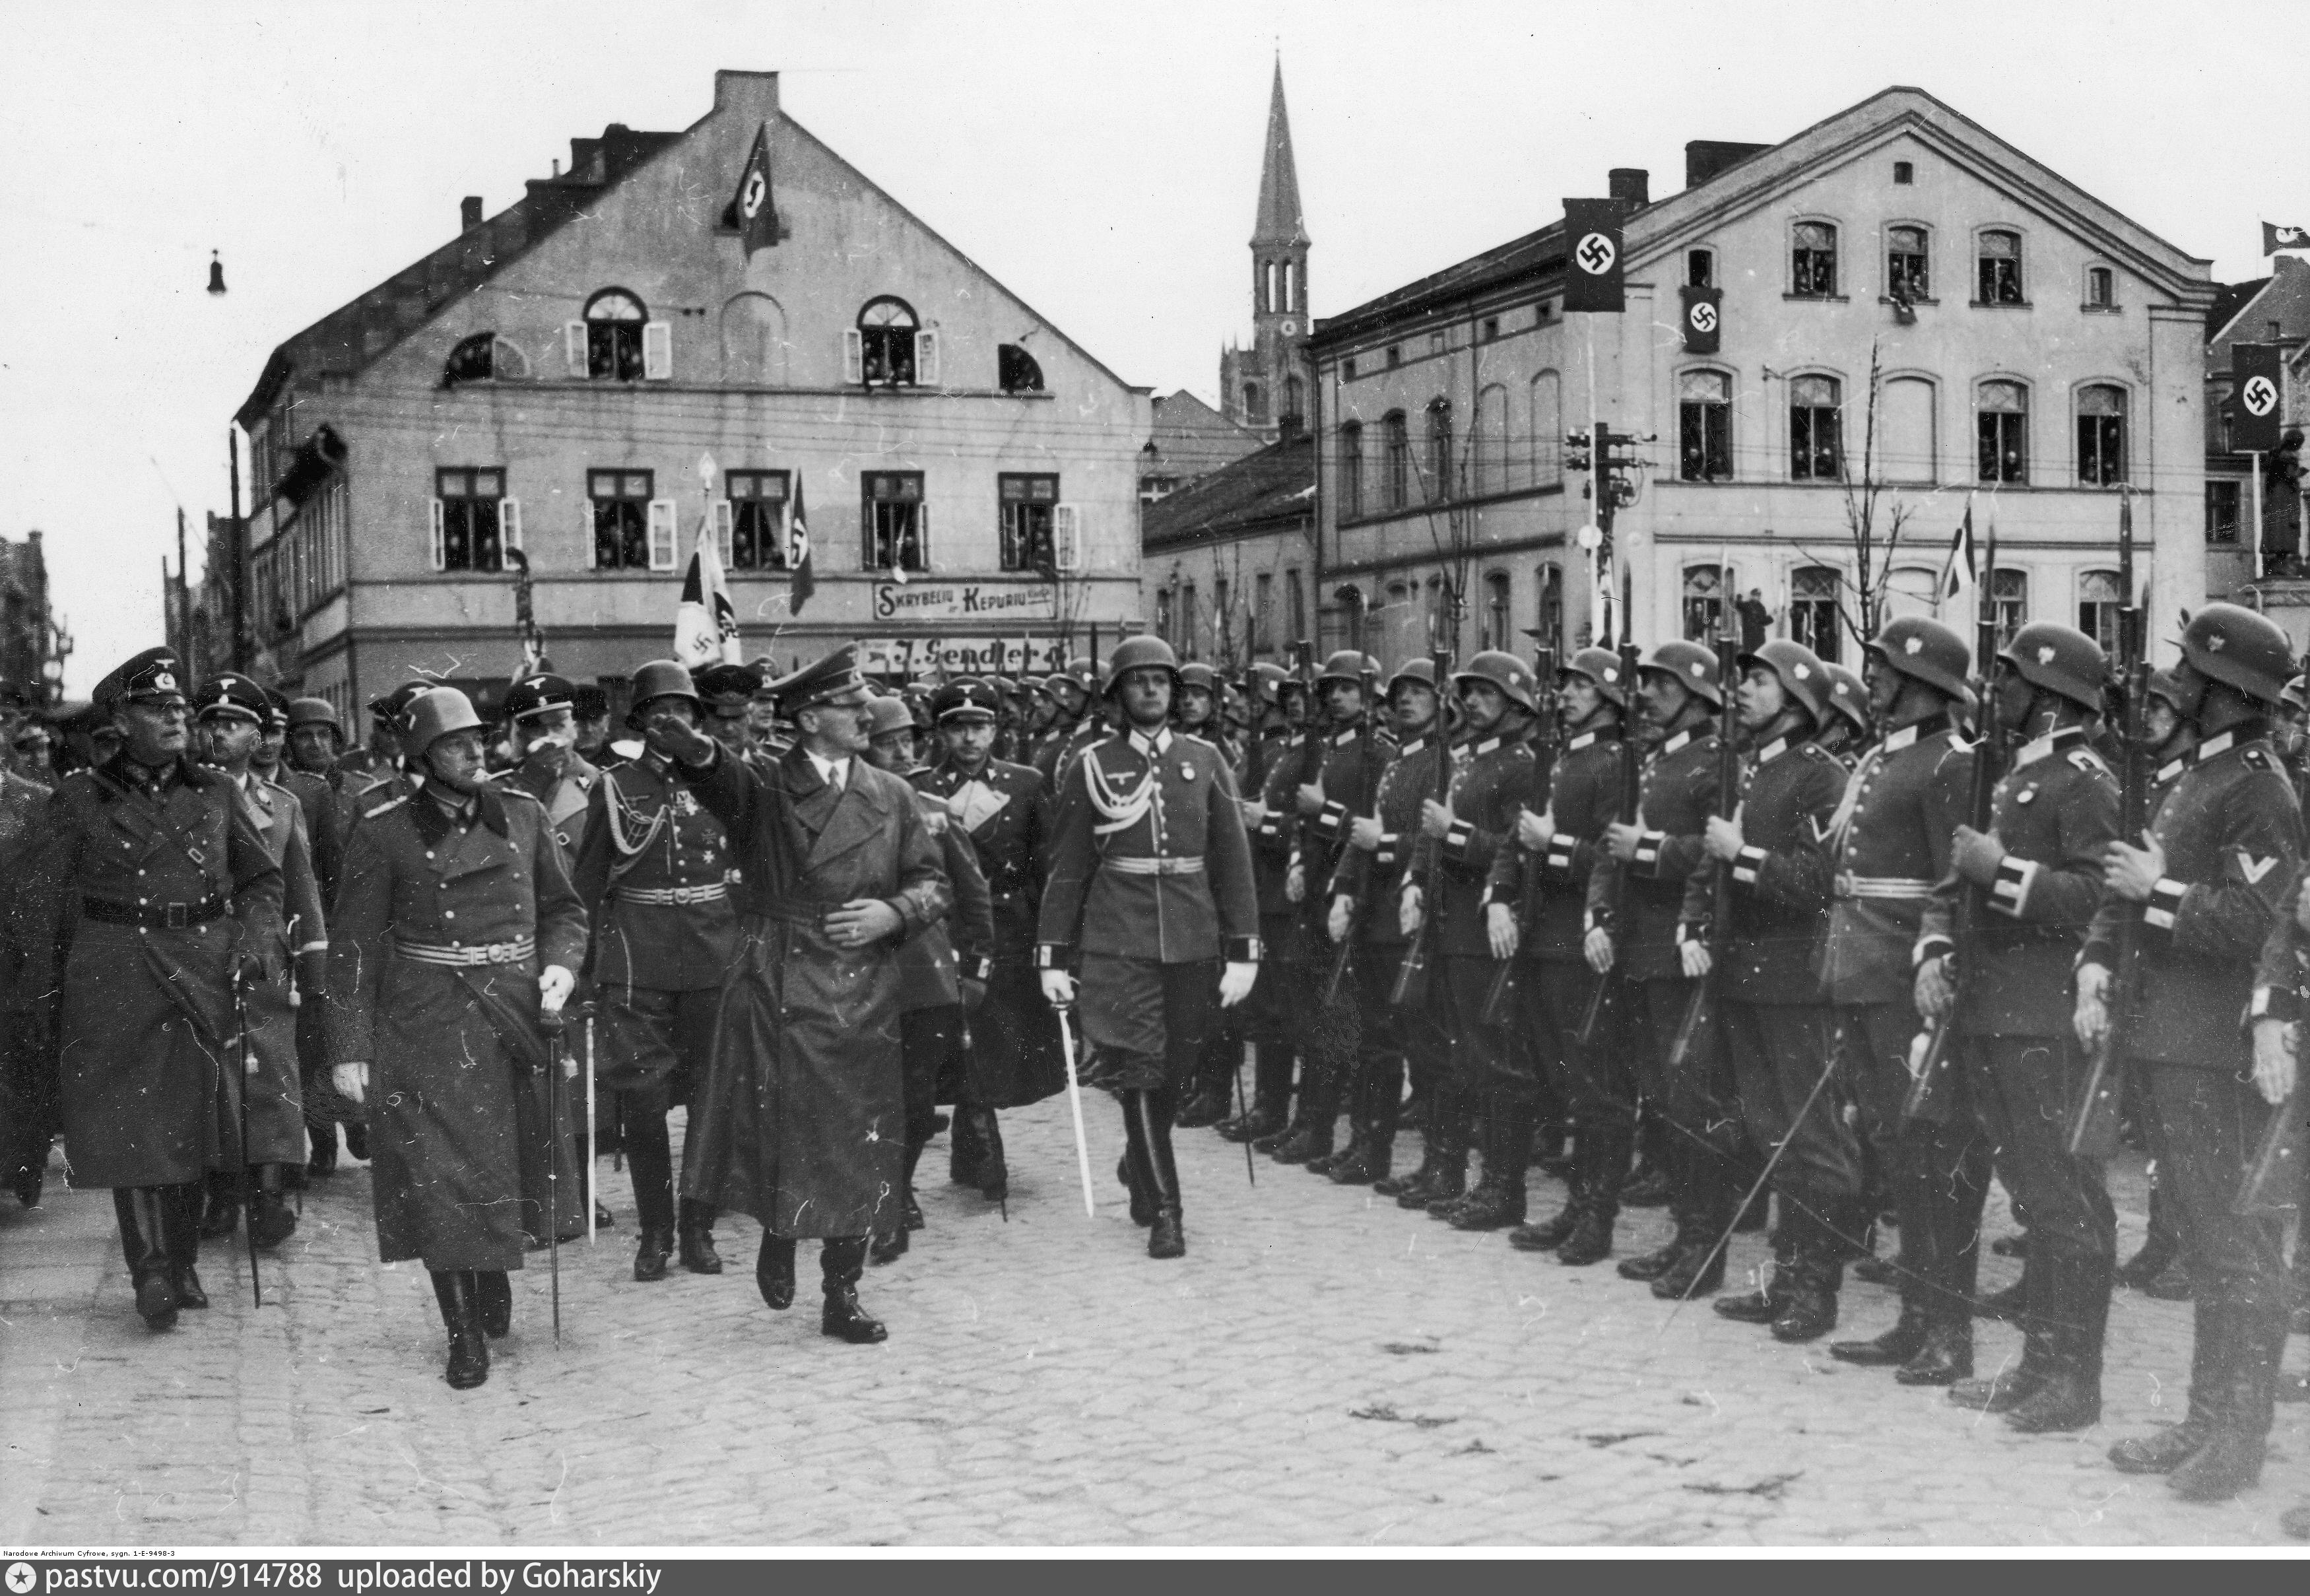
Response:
[2069,498,2146,1155]
[1904,517,2007,1129]
[1392,644,1455,1009]
[1484,645,1558,1022]
[1669,628,1743,1071]
[1578,631,1645,1047]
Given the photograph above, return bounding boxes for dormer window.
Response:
[845,296,939,388]
[999,343,1044,393]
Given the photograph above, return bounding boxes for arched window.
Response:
[1977,380,2029,483]
[1679,370,1732,481]
[1243,382,1266,425]
[719,291,787,385]
[1789,374,1841,480]
[583,289,647,381]
[2079,570,2123,653]
[998,343,1043,393]
[1337,422,1364,518]
[1978,230,2024,304]
[1791,566,1843,662]
[855,296,919,386]
[1484,572,1512,652]
[1682,564,1729,642]
[1425,397,1453,500]
[2077,385,2128,485]
[1991,568,2029,645]
[1383,411,1410,510]
[1531,370,1562,484]
[1471,384,1509,495]
[1282,374,1305,426]
[1883,566,1940,623]
[1793,222,1838,297]
[1888,226,1930,301]
[1882,375,1935,482]
[444,331,497,385]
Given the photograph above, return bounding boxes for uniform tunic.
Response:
[232,771,327,1165]
[1425,730,1533,1094]
[676,743,949,1239]
[324,782,588,1268]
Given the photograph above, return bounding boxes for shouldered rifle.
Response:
[1579,636,1645,1047]
[2070,498,2145,1155]
[1391,646,1454,1009]
[1670,632,1742,1070]
[1484,646,1557,1021]
[2235,1075,2305,1215]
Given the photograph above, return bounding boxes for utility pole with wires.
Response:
[1567,422,1645,646]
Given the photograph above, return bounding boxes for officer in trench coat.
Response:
[323,686,587,1389]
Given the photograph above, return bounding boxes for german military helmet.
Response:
[2284,674,2309,714]
[286,696,339,733]
[1867,616,1970,700]
[368,680,437,729]
[625,659,701,730]
[2145,665,2188,714]
[1998,622,2106,714]
[2177,602,2294,707]
[1639,640,1723,708]
[1823,664,1870,738]
[1453,649,1538,712]
[1738,638,1832,724]
[861,696,917,741]
[1315,649,1366,690]
[1245,662,1286,703]
[1102,634,1182,696]
[403,686,484,754]
[1178,662,1219,694]
[1385,657,1441,702]
[1561,646,1630,709]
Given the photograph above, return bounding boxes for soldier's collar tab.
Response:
[1472,735,1503,756]
[1660,729,1694,756]
[1756,735,1793,764]
[2015,725,2087,768]
[1566,730,1599,751]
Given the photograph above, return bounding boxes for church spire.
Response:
[1252,59,1308,249]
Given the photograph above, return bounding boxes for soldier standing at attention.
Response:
[1820,619,1982,1375]
[325,686,587,1387]
[11,648,282,1329]
[569,661,741,1282]
[1914,623,2119,1430]
[2091,605,2299,1502]
[646,647,949,1343]
[1037,637,1259,1259]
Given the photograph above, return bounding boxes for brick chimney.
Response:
[1608,168,1649,211]
[461,196,482,232]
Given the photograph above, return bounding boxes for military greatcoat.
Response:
[232,771,328,1165]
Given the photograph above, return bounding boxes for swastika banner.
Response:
[1561,199,1624,314]
[1680,284,1722,353]
[2233,343,2284,454]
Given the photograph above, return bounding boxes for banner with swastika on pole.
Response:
[1562,199,1624,313]
[1680,284,1721,353]
[2233,342,2284,454]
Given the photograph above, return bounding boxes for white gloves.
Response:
[539,964,576,1014]
[1218,961,1258,1009]
[1041,968,1076,1009]
[333,1061,369,1106]
[2072,963,2111,1051]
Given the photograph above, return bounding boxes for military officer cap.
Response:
[694,661,765,712]
[94,647,189,710]
[1453,649,1538,712]
[403,686,484,754]
[906,692,935,732]
[1738,638,1832,724]
[502,673,578,723]
[933,677,1003,723]
[1177,662,1219,694]
[263,687,292,730]
[1868,615,1970,701]
[1998,622,2106,714]
[1103,634,1182,696]
[571,683,610,721]
[1639,640,1724,708]
[1561,646,1631,709]
[286,696,339,732]
[369,679,438,730]
[1385,657,1442,701]
[748,661,783,701]
[1823,664,1871,737]
[191,671,271,723]
[2177,601,2294,707]
[860,696,917,741]
[773,645,873,714]
[1315,649,1366,690]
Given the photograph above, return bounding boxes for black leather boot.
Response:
[2006,1251,2108,1433]
[1556,1207,1616,1268]
[1132,1090,1186,1260]
[677,1199,723,1275]
[2167,1302,2284,1502]
[431,1271,489,1389]
[1621,1220,1696,1283]
[1218,1045,1293,1143]
[2109,1299,2226,1471]
[1117,1148,1156,1227]
[948,1099,989,1187]
[633,1225,674,1280]
[1770,1221,1841,1344]
[475,1270,512,1338]
[306,1121,339,1178]
[1894,1317,1974,1386]
[820,1236,888,1343]
[869,1226,909,1266]
[1449,1102,1533,1231]
[245,1164,297,1250]
[1716,1216,1797,1324]
[199,1170,240,1239]
[116,1187,179,1329]
[1651,1232,1728,1300]
[756,1234,797,1311]
[1407,1082,1471,1211]
[1509,1192,1589,1253]
[160,1185,207,1309]
[1832,1304,1930,1367]
[2116,1175,2179,1288]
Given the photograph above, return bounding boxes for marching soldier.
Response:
[1692,640,1853,1343]
[913,677,1065,1198]
[646,645,950,1344]
[1821,618,1983,1372]
[569,661,741,1282]
[2091,604,2299,1501]
[861,696,993,1262]
[10,648,284,1329]
[1330,659,1450,1189]
[1409,651,1538,1230]
[1036,636,1260,1259]
[189,673,327,1249]
[324,686,587,1387]
[1595,641,1738,1300]
[1486,648,1635,1262]
[1913,622,2120,1430]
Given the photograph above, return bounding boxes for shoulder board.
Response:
[1800,742,1837,762]
[498,784,548,807]
[2066,748,2109,775]
[362,795,409,820]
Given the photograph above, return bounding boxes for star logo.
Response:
[6,1566,34,1595]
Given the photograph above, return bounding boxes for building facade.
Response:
[1140,434,1315,669]
[234,70,1150,725]
[0,531,65,706]
[1310,87,2217,671]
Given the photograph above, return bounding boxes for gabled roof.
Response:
[1142,433,1314,549]
[2208,255,2310,364]
[1145,390,1264,482]
[1253,61,1309,249]
[2208,277,2272,339]
[234,123,684,428]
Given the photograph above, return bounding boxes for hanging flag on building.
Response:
[1680,284,1721,353]
[733,123,777,257]
[2262,222,2310,255]
[787,476,815,615]
[1938,500,1976,617]
[2233,342,2285,453]
[674,519,742,666]
[1561,199,1625,313]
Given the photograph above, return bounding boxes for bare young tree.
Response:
[1786,339,1921,653]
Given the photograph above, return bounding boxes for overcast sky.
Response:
[7,0,2301,694]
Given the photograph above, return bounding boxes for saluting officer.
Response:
[646,646,950,1345]
[1485,647,1636,1263]
[1820,618,1983,1374]
[1036,637,1260,1259]
[1594,641,1738,1300]
[2089,604,2300,1502]
[189,673,327,1249]
[1912,622,2120,1431]
[913,677,1065,1197]
[11,648,284,1330]
[1691,640,1853,1343]
[1408,651,1538,1231]
[569,661,741,1282]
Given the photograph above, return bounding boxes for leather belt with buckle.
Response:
[395,937,537,968]
[81,895,226,929]
[611,882,730,907]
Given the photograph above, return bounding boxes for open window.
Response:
[566,290,667,382]
[846,297,933,387]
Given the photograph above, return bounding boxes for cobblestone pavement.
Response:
[3,1095,2305,1549]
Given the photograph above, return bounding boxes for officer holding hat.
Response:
[12,648,284,1330]
[323,684,588,1388]
[497,675,600,875]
